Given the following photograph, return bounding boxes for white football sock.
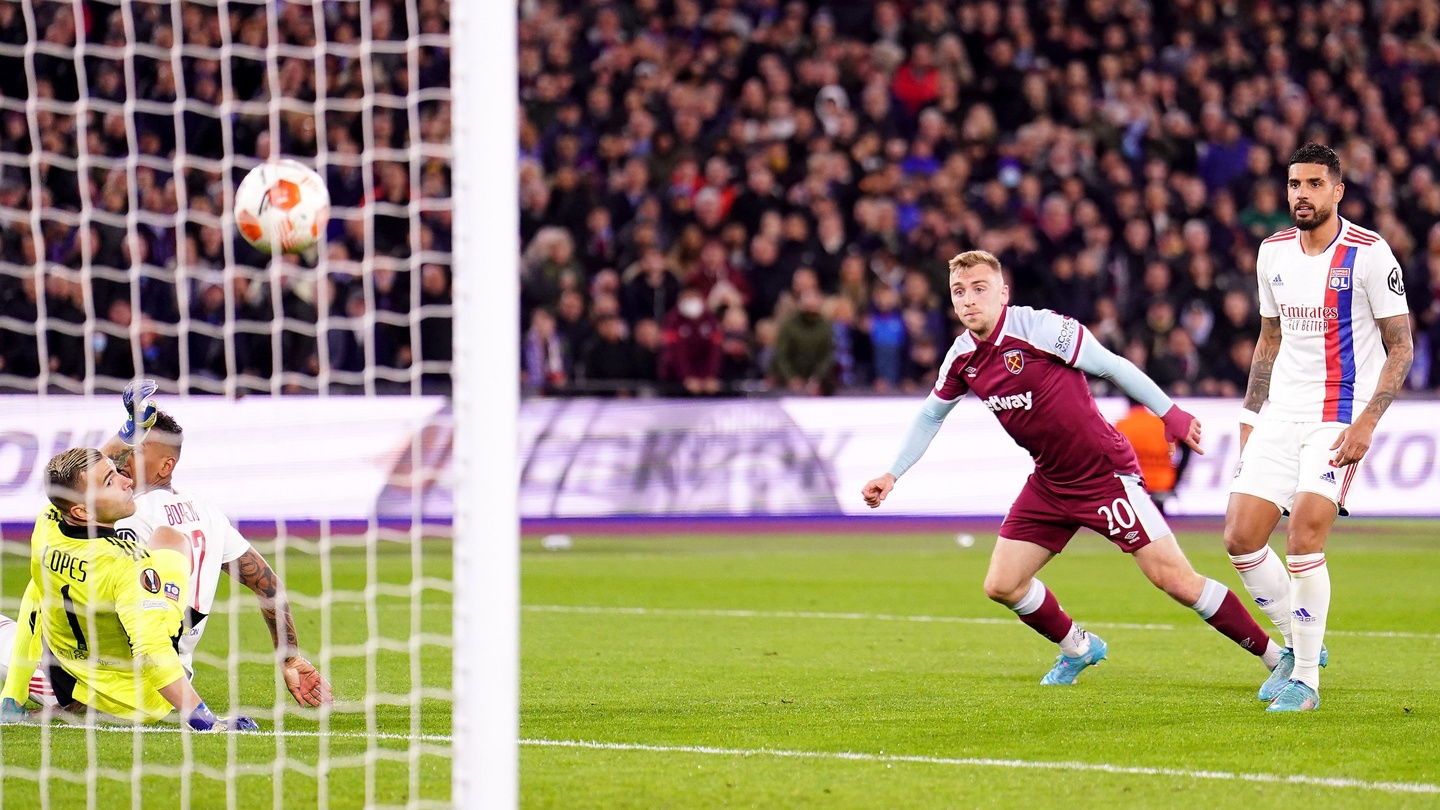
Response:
[1229,546,1293,648]
[1260,640,1283,671]
[1057,622,1091,658]
[1287,553,1329,690]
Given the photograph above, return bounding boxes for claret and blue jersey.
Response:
[933,305,1141,488]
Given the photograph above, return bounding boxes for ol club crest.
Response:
[1328,266,1350,291]
[1004,349,1024,374]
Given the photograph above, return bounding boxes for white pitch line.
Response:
[521,738,1440,795]
[522,605,1175,631]
[15,724,451,744]
[523,604,1440,640]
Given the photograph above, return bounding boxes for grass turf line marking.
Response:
[18,725,451,743]
[524,604,1440,640]
[520,738,1440,795]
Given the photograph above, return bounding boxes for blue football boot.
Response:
[1258,645,1328,702]
[1266,679,1320,712]
[1040,634,1107,685]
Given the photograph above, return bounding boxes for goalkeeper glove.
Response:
[119,379,159,446]
[187,702,258,732]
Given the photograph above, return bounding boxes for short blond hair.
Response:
[45,447,103,514]
[948,250,1003,276]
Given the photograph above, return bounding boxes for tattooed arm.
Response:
[1238,316,1282,453]
[1330,314,1413,467]
[223,548,333,706]
[1242,316,1282,417]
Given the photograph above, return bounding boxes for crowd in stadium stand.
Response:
[519,0,1440,398]
[0,0,452,393]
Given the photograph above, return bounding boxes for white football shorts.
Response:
[1230,419,1358,516]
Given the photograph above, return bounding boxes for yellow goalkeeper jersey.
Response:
[29,507,189,722]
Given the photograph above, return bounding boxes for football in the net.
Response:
[234,159,331,255]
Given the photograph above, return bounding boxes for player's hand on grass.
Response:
[187,702,259,732]
[1161,405,1203,455]
[119,379,159,446]
[861,473,896,509]
[1330,419,1375,467]
[284,656,333,707]
[216,716,259,732]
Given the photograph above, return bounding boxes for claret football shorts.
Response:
[1000,472,1171,554]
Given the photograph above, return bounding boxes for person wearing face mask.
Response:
[771,288,836,395]
[660,290,722,395]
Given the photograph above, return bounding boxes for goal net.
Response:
[0,1,498,807]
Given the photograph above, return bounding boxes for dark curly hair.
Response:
[1288,143,1342,182]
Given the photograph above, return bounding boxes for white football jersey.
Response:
[1256,219,1409,423]
[116,486,253,671]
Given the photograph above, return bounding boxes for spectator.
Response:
[868,284,907,392]
[523,308,567,395]
[660,289,721,396]
[718,307,758,387]
[771,288,835,395]
[576,314,639,394]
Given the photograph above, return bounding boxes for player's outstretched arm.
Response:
[1331,314,1413,467]
[223,548,333,707]
[116,527,253,729]
[1073,334,1204,454]
[863,392,962,508]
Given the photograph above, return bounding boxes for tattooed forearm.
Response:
[1242,317,1283,413]
[223,548,300,659]
[1359,314,1413,424]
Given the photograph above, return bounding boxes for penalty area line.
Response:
[523,604,1440,640]
[521,738,1440,795]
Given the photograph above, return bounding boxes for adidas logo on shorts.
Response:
[1320,471,1336,484]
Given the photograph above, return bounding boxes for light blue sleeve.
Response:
[887,393,962,478]
[1073,331,1174,416]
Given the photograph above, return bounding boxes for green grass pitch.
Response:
[520,527,1440,809]
[0,538,454,809]
[1,526,1437,808]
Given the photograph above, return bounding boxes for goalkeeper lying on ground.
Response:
[104,381,332,707]
[0,448,253,730]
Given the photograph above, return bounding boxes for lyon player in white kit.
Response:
[1224,143,1412,712]
[103,387,333,707]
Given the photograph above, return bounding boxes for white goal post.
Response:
[449,0,519,808]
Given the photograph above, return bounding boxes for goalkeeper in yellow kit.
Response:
[0,448,253,730]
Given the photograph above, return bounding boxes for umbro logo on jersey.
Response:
[1293,608,1316,622]
[965,367,978,378]
[1271,274,1283,286]
[1320,471,1336,484]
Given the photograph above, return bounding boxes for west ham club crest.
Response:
[1004,349,1024,374]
